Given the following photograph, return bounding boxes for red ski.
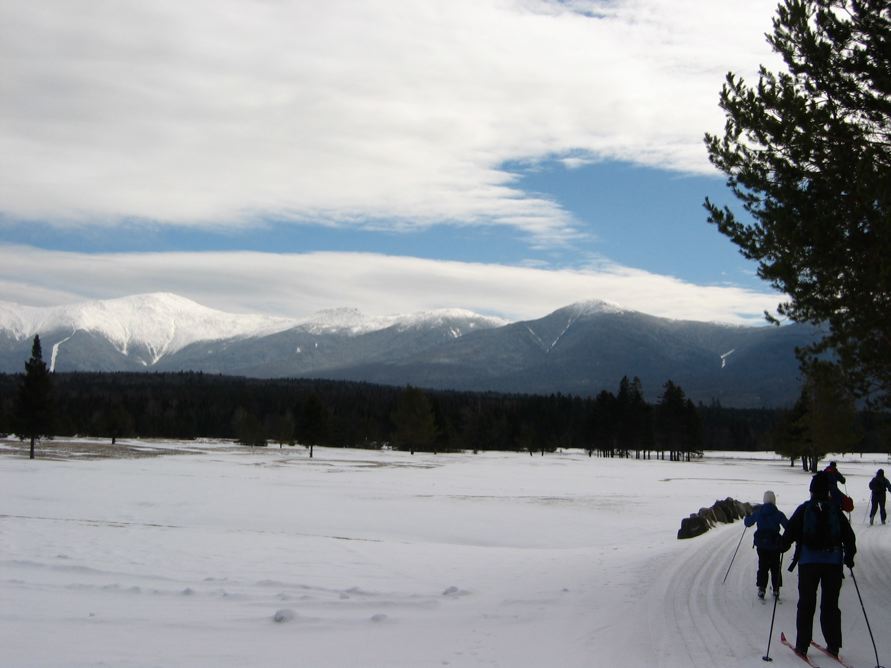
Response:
[780,632,822,667]
[810,640,854,668]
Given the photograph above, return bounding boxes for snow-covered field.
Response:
[3,439,890,668]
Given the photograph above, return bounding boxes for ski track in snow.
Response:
[2,444,891,668]
[653,526,756,666]
[641,506,891,668]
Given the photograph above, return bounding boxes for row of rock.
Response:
[677,497,754,540]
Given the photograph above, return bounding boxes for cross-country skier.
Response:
[869,468,891,525]
[781,471,856,659]
[823,460,852,511]
[743,490,788,599]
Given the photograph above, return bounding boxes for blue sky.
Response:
[0,0,784,323]
[2,161,756,288]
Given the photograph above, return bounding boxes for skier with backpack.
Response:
[781,471,857,659]
[824,461,854,512]
[744,490,788,599]
[869,468,891,525]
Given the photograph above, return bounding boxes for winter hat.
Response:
[763,490,776,505]
[879,469,885,477]
[810,472,831,498]
[829,461,838,469]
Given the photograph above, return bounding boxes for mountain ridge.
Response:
[0,293,815,407]
[0,293,510,363]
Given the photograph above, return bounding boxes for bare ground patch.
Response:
[0,439,195,460]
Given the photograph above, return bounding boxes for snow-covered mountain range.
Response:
[0,293,509,372]
[0,293,817,407]
[0,293,297,368]
[296,306,509,336]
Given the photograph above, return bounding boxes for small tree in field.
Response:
[800,361,860,469]
[774,362,859,471]
[297,393,330,458]
[390,386,437,455]
[772,395,810,469]
[16,335,53,459]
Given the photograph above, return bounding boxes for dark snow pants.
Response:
[869,494,887,523]
[795,563,843,653]
[755,548,782,591]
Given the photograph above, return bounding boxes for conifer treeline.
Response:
[0,371,793,455]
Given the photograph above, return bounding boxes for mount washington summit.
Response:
[0,293,818,408]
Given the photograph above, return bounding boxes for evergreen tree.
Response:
[3,370,876,455]
[297,393,330,457]
[268,411,296,448]
[232,406,266,447]
[516,421,539,456]
[94,400,134,444]
[590,390,618,457]
[704,0,891,407]
[683,398,704,461]
[616,376,651,459]
[656,380,690,461]
[799,361,860,469]
[773,362,859,471]
[16,335,52,459]
[390,386,437,454]
[773,391,813,469]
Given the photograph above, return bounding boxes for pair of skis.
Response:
[778,632,854,668]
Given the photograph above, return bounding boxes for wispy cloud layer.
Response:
[0,246,780,325]
[1,0,778,243]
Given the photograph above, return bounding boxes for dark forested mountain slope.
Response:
[0,297,818,407]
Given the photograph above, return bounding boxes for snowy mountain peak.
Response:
[0,295,510,368]
[299,307,508,336]
[0,293,297,364]
[564,299,626,318]
[298,308,378,334]
[390,309,509,332]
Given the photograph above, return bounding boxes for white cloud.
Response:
[0,245,782,325]
[0,0,779,242]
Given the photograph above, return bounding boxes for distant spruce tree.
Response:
[16,335,53,459]
[390,386,438,454]
[268,410,296,449]
[590,390,618,457]
[232,406,266,448]
[772,362,859,471]
[657,380,694,461]
[800,361,860,470]
[772,392,812,470]
[616,376,652,459]
[297,393,330,457]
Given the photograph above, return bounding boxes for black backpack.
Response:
[801,500,841,551]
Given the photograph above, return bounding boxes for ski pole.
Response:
[848,567,886,668]
[722,523,749,585]
[761,555,783,662]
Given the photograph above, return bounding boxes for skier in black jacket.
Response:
[781,472,856,659]
[823,461,847,508]
[869,468,891,525]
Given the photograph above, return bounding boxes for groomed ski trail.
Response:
[606,517,891,667]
